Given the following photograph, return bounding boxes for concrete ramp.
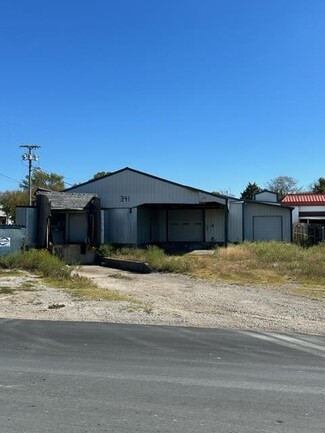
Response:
[99,257,152,274]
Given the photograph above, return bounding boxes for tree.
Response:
[20,169,65,193]
[93,171,111,180]
[310,177,325,193]
[212,189,234,197]
[240,182,262,200]
[0,190,29,222]
[265,176,301,199]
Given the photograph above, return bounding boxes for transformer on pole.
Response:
[20,145,41,206]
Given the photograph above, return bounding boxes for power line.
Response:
[33,166,76,187]
[0,172,20,184]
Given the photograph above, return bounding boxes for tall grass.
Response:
[98,244,192,273]
[0,249,71,279]
[2,243,324,299]
[0,249,134,302]
[99,242,325,297]
[189,242,325,297]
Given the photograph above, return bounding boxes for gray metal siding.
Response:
[15,207,38,247]
[244,203,291,242]
[156,209,167,242]
[103,208,137,244]
[68,170,226,208]
[255,191,278,202]
[137,207,154,243]
[205,209,225,242]
[253,216,282,241]
[168,209,204,242]
[68,213,88,243]
[228,201,243,242]
[0,225,26,255]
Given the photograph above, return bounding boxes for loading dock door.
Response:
[168,210,204,242]
[253,216,282,241]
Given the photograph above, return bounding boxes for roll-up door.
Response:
[253,216,282,241]
[168,209,204,241]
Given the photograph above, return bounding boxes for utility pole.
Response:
[20,144,41,206]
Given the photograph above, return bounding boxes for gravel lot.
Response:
[0,265,324,335]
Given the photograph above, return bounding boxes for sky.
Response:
[0,0,324,197]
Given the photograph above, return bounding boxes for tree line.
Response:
[240,176,325,200]
[0,171,324,222]
[0,170,110,221]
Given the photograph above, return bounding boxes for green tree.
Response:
[240,182,262,200]
[0,190,29,222]
[212,189,234,197]
[265,176,301,199]
[20,169,65,193]
[310,177,325,193]
[93,171,111,180]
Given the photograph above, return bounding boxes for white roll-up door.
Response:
[253,216,282,241]
[168,209,204,241]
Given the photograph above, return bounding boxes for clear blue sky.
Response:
[1,0,324,197]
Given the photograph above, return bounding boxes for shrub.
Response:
[0,249,71,279]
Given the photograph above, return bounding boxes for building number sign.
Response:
[120,195,130,203]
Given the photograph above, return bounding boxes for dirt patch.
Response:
[0,266,324,335]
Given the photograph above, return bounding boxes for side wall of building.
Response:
[243,203,292,242]
[228,201,243,243]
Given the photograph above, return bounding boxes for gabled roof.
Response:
[36,191,98,210]
[65,166,230,200]
[253,189,279,202]
[282,193,325,206]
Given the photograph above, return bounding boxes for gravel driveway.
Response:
[0,265,324,335]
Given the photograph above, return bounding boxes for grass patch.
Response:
[1,244,324,301]
[0,249,136,303]
[0,270,23,277]
[187,242,325,298]
[98,242,325,299]
[44,275,136,302]
[0,287,15,295]
[108,273,132,280]
[0,249,71,279]
[19,280,37,291]
[98,244,192,273]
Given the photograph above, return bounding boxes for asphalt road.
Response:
[0,319,324,433]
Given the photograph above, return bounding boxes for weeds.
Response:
[1,243,324,300]
[97,244,192,273]
[0,249,135,303]
[98,242,325,298]
[0,287,15,295]
[0,249,71,279]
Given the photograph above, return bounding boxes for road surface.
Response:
[0,319,324,432]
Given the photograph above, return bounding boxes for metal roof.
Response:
[282,194,325,206]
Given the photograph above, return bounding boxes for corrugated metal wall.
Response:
[205,209,225,242]
[167,209,204,242]
[103,208,138,244]
[68,213,88,243]
[16,207,38,246]
[68,169,225,208]
[253,216,282,241]
[255,191,278,202]
[244,203,291,242]
[228,201,243,243]
[0,225,26,255]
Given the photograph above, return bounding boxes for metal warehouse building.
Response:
[66,168,293,247]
